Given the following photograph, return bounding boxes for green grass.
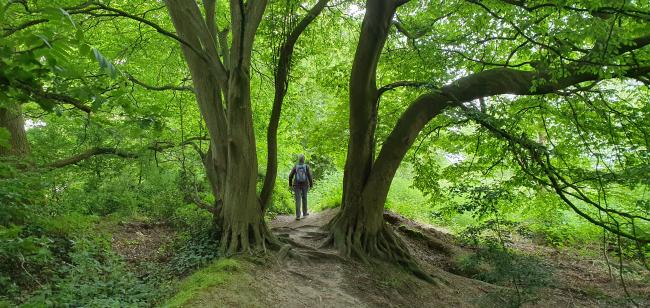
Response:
[163,258,242,308]
[385,173,431,223]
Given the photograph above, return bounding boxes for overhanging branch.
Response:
[47,147,138,168]
[46,136,209,169]
[88,1,206,60]
[13,82,92,113]
[126,73,193,92]
[458,105,649,244]
[377,81,431,96]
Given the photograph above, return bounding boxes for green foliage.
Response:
[0,128,9,150]
[309,171,344,211]
[385,165,431,222]
[459,245,553,307]
[167,233,220,277]
[24,239,162,307]
[308,154,336,181]
[267,180,295,216]
[0,157,215,305]
[172,204,213,238]
[1,0,649,304]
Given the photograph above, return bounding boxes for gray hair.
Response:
[298,154,305,164]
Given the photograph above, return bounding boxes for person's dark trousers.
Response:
[293,185,309,218]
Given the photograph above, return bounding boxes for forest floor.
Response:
[110,209,649,307]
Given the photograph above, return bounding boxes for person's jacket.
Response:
[289,164,313,188]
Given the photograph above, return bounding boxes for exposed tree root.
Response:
[275,232,345,262]
[219,219,282,255]
[323,212,437,283]
[384,212,458,256]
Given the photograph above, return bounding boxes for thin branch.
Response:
[89,1,205,59]
[125,73,193,92]
[377,80,431,96]
[47,147,138,168]
[2,19,48,37]
[46,136,209,169]
[13,82,92,113]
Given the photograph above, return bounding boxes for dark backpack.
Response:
[295,164,308,184]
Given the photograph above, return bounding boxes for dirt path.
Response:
[108,211,648,307]
[187,210,494,307]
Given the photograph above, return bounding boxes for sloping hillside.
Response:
[159,209,648,307]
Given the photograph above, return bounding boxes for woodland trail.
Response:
[177,209,492,307]
[262,210,649,308]
[211,210,494,307]
[110,210,649,307]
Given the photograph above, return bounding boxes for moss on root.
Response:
[164,259,242,308]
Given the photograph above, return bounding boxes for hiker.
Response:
[288,154,313,220]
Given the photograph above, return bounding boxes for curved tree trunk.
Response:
[341,1,395,210]
[260,0,330,210]
[166,0,275,253]
[0,103,30,157]
[326,0,429,278]
[329,0,650,276]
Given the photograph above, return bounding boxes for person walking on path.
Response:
[289,154,313,220]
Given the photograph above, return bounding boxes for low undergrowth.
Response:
[456,243,553,307]
[0,169,223,306]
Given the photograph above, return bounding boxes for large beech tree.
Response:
[326,0,650,274]
[164,0,328,253]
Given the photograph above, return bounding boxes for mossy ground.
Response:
[163,258,246,308]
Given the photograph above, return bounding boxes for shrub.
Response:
[24,239,163,307]
[309,170,343,211]
[167,232,220,277]
[457,243,553,307]
[267,182,294,216]
[171,203,213,237]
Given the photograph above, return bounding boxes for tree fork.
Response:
[165,0,275,253]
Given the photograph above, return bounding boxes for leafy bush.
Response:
[309,170,343,211]
[24,239,163,307]
[168,203,220,276]
[0,226,56,301]
[267,182,294,216]
[167,232,220,277]
[172,203,213,237]
[385,166,430,223]
[456,243,553,307]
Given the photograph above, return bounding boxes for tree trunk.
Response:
[0,103,30,157]
[220,67,274,253]
[326,0,430,279]
[260,0,330,209]
[341,0,395,209]
[165,0,274,253]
